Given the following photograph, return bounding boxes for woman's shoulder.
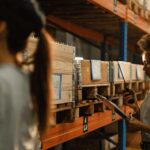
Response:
[0,64,28,81]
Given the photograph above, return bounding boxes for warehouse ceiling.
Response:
[38,0,145,52]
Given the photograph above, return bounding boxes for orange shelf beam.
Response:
[46,1,150,50]
[127,9,150,33]
[89,0,150,34]
[88,0,126,19]
[47,16,135,52]
[47,16,104,43]
[42,106,133,150]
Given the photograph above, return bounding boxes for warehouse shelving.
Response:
[37,0,150,149]
[89,0,150,33]
[42,105,133,149]
[43,0,146,54]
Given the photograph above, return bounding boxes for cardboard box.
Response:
[136,64,145,80]
[131,64,137,80]
[112,61,131,82]
[81,60,109,85]
[52,43,75,104]
[27,38,75,104]
[52,43,75,74]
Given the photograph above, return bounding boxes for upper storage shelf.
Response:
[38,0,149,53]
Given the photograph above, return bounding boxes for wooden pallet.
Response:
[128,0,150,21]
[52,102,75,125]
[75,100,106,118]
[128,0,144,15]
[130,81,138,92]
[145,81,150,91]
[111,80,146,104]
[137,80,145,91]
[133,80,145,99]
[111,81,125,96]
[76,84,110,103]
[74,95,125,119]
[112,80,145,93]
[110,96,123,108]
[144,11,150,20]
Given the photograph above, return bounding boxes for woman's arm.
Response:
[128,101,140,119]
[124,92,140,118]
[128,118,150,133]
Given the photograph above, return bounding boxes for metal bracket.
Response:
[83,116,88,132]
[114,0,117,13]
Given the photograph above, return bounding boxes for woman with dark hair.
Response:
[125,34,150,150]
[0,0,53,149]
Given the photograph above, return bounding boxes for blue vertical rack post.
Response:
[118,21,128,150]
[120,21,128,61]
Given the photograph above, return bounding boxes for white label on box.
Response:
[90,60,101,80]
[136,65,144,80]
[53,74,62,100]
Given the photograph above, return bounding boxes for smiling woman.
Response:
[124,34,150,150]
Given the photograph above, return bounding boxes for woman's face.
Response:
[142,52,150,77]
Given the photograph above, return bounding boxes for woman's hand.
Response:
[123,89,140,116]
[127,118,150,133]
[125,100,138,110]
[127,117,142,128]
[123,89,137,106]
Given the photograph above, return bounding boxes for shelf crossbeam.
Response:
[88,0,126,19]
[89,0,150,34]
[42,106,133,149]
[127,9,150,33]
[47,15,104,43]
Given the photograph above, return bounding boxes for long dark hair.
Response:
[31,30,53,134]
[0,0,52,134]
[137,34,150,52]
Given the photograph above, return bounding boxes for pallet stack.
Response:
[52,42,75,124]
[75,60,111,118]
[76,60,110,100]
[110,61,131,96]
[128,0,150,21]
[27,37,147,125]
[111,61,145,96]
[27,37,76,124]
[52,43,75,105]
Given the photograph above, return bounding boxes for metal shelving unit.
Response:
[42,106,133,149]
[37,0,149,149]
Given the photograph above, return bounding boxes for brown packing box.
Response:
[136,64,145,81]
[52,42,74,74]
[81,60,109,85]
[27,38,75,105]
[113,61,131,82]
[146,0,150,11]
[27,38,74,75]
[131,64,137,80]
[112,61,119,82]
[52,43,75,104]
